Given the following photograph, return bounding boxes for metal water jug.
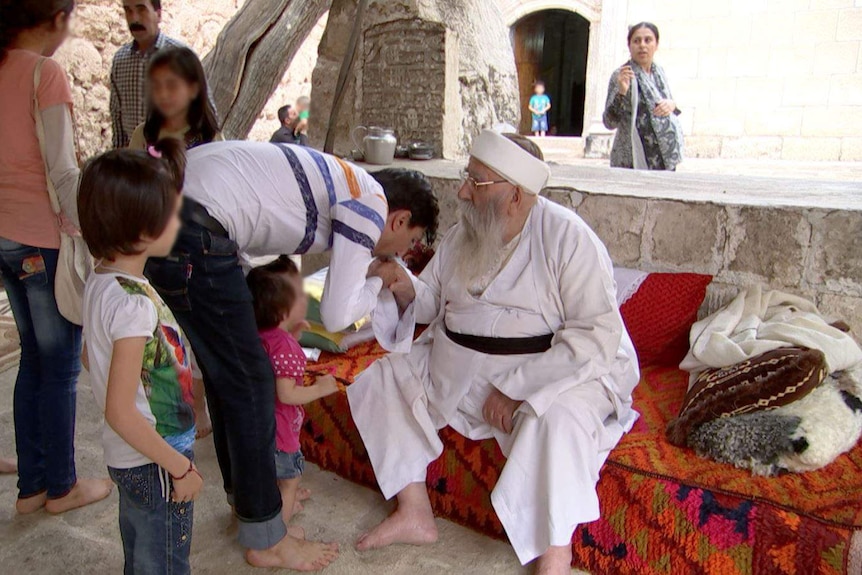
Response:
[351,126,397,165]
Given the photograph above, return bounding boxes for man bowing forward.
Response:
[348,131,640,574]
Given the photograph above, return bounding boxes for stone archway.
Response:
[512,9,590,136]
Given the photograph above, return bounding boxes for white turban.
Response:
[469,130,551,195]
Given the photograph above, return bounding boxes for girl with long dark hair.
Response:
[129,46,222,150]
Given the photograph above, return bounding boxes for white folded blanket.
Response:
[680,285,862,386]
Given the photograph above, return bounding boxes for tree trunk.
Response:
[203,0,330,140]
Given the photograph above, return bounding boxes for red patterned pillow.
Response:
[620,273,712,367]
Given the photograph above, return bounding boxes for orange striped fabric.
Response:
[335,158,362,199]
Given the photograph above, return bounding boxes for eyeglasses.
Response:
[460,169,510,191]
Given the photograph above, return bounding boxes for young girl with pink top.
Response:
[246,256,340,526]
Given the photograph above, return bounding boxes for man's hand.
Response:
[367,259,401,287]
[389,266,416,312]
[653,99,676,117]
[482,389,522,434]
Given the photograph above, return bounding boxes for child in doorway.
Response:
[129,46,222,152]
[293,95,311,146]
[246,256,340,525]
[529,81,551,137]
[78,139,203,574]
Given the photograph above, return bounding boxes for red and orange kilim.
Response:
[302,340,862,574]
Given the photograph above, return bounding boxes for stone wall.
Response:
[432,177,862,334]
[497,0,862,161]
[310,0,520,158]
[53,0,325,158]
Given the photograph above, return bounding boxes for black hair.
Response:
[143,46,219,149]
[277,105,292,125]
[534,80,545,87]
[247,259,299,330]
[371,169,440,245]
[0,0,75,65]
[628,22,659,44]
[78,138,186,260]
[150,0,162,10]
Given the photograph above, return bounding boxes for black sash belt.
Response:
[444,326,553,356]
[182,198,229,238]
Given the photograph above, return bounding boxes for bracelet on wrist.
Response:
[171,459,194,481]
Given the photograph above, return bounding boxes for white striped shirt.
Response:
[183,141,389,333]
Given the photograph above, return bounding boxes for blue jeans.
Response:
[145,223,286,550]
[0,237,81,500]
[109,453,194,575]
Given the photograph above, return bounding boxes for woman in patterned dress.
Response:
[603,22,684,171]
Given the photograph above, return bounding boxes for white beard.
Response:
[451,197,508,287]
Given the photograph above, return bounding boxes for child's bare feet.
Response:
[245,534,339,571]
[287,525,306,539]
[16,492,47,514]
[0,457,17,474]
[297,486,312,501]
[45,479,113,514]
[534,545,572,575]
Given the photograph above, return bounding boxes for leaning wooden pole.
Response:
[203,0,330,140]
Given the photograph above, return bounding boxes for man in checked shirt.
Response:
[110,0,211,148]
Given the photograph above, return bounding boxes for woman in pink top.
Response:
[0,0,112,514]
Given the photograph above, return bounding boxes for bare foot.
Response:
[287,525,306,540]
[355,507,438,551]
[16,492,47,514]
[0,457,17,474]
[45,479,113,515]
[245,534,339,571]
[297,486,312,501]
[194,408,212,439]
[534,545,572,575]
[283,499,304,523]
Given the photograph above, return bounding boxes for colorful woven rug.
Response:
[302,340,862,574]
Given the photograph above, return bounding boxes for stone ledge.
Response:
[355,159,862,334]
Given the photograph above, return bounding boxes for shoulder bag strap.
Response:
[32,57,63,218]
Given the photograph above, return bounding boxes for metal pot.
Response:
[351,126,397,165]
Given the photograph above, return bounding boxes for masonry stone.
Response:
[828,74,862,106]
[802,105,862,137]
[727,208,809,288]
[743,109,802,137]
[836,7,862,41]
[683,136,723,158]
[840,137,862,160]
[781,137,842,161]
[648,201,725,273]
[807,211,862,296]
[814,41,861,75]
[781,76,832,107]
[720,137,784,159]
[576,196,646,267]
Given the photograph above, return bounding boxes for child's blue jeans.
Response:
[108,453,194,575]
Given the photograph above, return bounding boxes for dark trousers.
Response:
[145,224,286,549]
[0,237,80,500]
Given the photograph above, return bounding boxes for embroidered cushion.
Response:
[618,273,712,367]
[666,347,828,446]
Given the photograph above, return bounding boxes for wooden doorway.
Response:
[512,10,590,136]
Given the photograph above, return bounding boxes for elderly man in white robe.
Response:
[347,130,640,574]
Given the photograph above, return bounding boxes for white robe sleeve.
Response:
[319,196,386,333]
[492,224,625,418]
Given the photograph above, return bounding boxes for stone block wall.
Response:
[626,0,862,161]
[424,176,862,335]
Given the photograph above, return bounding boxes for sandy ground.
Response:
[0,365,589,575]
